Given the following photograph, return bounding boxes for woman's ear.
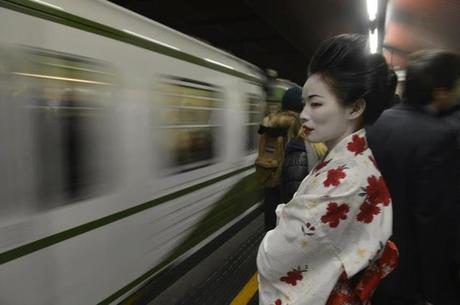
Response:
[346,98,366,120]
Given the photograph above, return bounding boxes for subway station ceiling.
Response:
[384,0,460,69]
[109,0,460,84]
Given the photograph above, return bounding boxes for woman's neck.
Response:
[325,121,363,151]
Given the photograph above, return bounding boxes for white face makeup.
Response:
[300,74,358,149]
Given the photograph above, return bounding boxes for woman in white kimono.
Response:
[257,34,398,305]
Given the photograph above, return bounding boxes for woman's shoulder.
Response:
[305,148,380,192]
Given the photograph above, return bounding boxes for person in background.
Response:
[280,122,327,203]
[256,85,304,231]
[257,34,397,305]
[443,99,460,289]
[368,50,460,305]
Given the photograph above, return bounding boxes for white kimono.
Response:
[257,129,392,305]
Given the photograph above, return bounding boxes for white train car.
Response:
[0,1,266,304]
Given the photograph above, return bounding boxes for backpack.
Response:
[255,111,298,187]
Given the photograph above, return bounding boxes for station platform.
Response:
[153,217,263,305]
[122,208,265,305]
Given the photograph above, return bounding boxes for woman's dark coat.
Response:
[281,137,309,203]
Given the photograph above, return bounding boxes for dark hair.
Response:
[403,50,460,106]
[281,85,303,112]
[308,34,392,124]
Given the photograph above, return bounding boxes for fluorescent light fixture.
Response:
[123,30,180,51]
[367,0,378,21]
[369,28,379,54]
[30,0,63,10]
[204,58,234,70]
[395,69,406,81]
[13,72,111,85]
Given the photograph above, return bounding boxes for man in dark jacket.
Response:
[368,50,460,305]
[443,102,460,273]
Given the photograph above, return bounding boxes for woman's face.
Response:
[300,74,354,148]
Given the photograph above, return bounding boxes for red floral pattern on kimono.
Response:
[257,129,393,305]
[280,266,309,286]
[321,202,350,228]
[323,166,347,187]
[355,175,391,224]
[356,201,381,224]
[365,176,390,206]
[347,134,367,155]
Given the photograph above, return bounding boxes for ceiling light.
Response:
[367,0,378,21]
[369,28,379,54]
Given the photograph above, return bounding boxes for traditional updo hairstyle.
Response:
[308,34,392,125]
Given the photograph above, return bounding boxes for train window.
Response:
[245,94,263,153]
[6,47,116,209]
[155,77,223,172]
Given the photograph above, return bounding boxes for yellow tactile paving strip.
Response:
[229,272,258,305]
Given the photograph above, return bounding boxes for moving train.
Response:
[0,1,296,304]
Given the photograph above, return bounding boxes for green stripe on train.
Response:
[0,165,254,265]
[100,173,263,305]
[0,0,262,84]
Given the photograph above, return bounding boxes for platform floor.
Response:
[148,214,264,305]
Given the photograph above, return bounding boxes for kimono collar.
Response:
[322,128,368,162]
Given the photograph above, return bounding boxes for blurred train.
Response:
[0,1,296,304]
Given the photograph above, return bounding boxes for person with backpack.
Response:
[255,85,304,231]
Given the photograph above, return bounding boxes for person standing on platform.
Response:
[255,85,304,231]
[443,100,460,274]
[257,34,398,305]
[368,50,460,305]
